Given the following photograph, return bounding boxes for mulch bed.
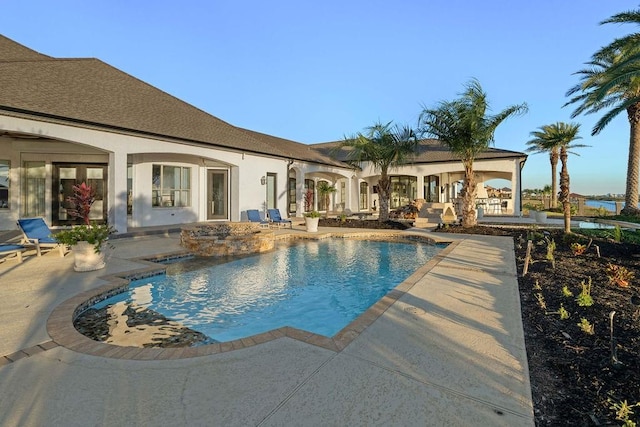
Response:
[318,218,412,229]
[431,224,640,426]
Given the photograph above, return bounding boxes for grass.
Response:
[575,227,640,245]
[610,214,640,224]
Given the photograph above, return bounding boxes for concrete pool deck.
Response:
[0,224,534,426]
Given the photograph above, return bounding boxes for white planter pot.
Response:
[305,217,319,232]
[72,241,106,272]
[529,210,537,219]
[536,211,548,223]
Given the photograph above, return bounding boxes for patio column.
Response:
[109,151,128,234]
[295,169,304,217]
[512,160,524,216]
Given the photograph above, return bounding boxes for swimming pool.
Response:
[88,238,444,343]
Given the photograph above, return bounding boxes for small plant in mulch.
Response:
[535,292,547,310]
[570,242,587,255]
[562,285,574,297]
[557,304,570,320]
[609,398,640,426]
[606,263,635,288]
[545,237,556,269]
[577,318,595,335]
[576,278,594,307]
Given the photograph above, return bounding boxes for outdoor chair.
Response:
[17,218,66,257]
[0,244,25,263]
[267,208,292,229]
[247,209,270,229]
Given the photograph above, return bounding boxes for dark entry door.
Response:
[52,163,108,225]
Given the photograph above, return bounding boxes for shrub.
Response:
[606,263,634,288]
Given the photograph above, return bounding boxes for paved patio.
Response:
[0,224,534,426]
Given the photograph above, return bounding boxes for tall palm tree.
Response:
[419,79,527,227]
[341,122,418,222]
[529,123,586,233]
[526,131,561,209]
[566,9,640,216]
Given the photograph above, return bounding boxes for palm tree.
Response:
[316,181,337,218]
[341,121,418,222]
[565,9,640,216]
[529,123,586,233]
[419,79,527,227]
[526,131,561,209]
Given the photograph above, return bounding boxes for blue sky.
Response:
[2,1,636,195]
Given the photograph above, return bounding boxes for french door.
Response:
[52,163,108,225]
[207,170,228,220]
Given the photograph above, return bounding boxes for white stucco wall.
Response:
[0,115,314,232]
[0,113,526,232]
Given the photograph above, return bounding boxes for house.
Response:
[312,140,526,215]
[0,35,527,233]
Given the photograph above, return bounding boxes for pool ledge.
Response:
[45,233,457,360]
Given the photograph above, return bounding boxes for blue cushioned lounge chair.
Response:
[17,218,66,257]
[267,208,292,229]
[247,209,270,229]
[0,244,25,263]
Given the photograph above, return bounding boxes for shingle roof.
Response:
[0,35,343,166]
[0,36,51,62]
[310,139,527,164]
[236,128,348,168]
[0,35,526,168]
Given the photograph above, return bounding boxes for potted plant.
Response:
[53,182,116,271]
[304,210,321,232]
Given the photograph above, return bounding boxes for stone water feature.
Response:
[180,222,275,256]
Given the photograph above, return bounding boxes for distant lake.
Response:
[584,200,638,212]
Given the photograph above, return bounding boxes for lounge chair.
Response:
[0,244,25,263]
[267,208,292,229]
[247,209,270,229]
[17,218,66,257]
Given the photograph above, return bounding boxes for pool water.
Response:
[578,221,615,229]
[92,238,444,343]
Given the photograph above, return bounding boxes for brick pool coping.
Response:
[40,231,457,361]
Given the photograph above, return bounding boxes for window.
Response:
[359,182,369,210]
[0,160,8,209]
[266,173,277,210]
[288,175,296,214]
[23,161,46,217]
[152,165,191,207]
[127,164,133,215]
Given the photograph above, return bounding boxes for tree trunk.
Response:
[378,173,391,222]
[461,162,477,228]
[324,194,330,218]
[550,150,558,209]
[559,148,571,234]
[622,104,640,216]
